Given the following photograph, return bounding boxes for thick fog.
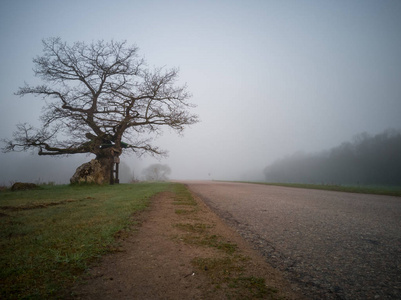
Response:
[264,129,401,185]
[1,1,401,185]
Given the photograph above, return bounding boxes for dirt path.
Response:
[71,187,302,299]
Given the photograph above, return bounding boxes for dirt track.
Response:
[72,188,301,299]
[184,181,401,299]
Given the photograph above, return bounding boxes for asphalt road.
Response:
[183,181,401,300]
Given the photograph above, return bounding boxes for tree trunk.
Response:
[96,155,114,184]
[96,147,122,184]
[70,148,121,185]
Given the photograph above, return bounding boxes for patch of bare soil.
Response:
[71,189,303,299]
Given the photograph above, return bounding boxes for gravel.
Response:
[184,181,401,300]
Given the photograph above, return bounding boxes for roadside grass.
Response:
[181,234,238,255]
[175,208,196,215]
[172,183,198,215]
[173,223,214,234]
[171,183,279,299]
[171,184,197,206]
[234,181,401,197]
[192,256,277,299]
[0,182,170,299]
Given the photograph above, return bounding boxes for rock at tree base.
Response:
[11,182,39,191]
[70,159,106,184]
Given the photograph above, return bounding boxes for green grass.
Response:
[172,183,198,215]
[178,233,238,255]
[175,208,196,215]
[192,256,275,299]
[232,181,401,197]
[171,184,197,206]
[0,183,170,299]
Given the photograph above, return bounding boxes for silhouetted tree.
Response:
[264,129,401,185]
[2,38,198,184]
[142,164,171,181]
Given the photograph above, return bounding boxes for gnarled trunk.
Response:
[70,148,121,185]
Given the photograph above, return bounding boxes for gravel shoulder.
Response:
[71,187,303,299]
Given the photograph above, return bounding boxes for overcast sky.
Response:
[1,0,401,184]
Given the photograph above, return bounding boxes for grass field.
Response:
[2,181,399,298]
[251,182,401,197]
[0,183,170,299]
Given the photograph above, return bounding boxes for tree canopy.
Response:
[3,38,198,159]
[141,164,171,181]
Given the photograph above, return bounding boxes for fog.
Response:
[1,1,401,185]
[264,129,401,185]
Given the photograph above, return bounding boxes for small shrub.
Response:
[10,182,40,191]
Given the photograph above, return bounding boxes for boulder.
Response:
[70,159,106,184]
[11,182,39,191]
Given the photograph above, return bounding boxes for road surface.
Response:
[183,181,401,299]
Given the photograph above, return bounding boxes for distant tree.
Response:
[264,129,401,185]
[2,38,198,184]
[142,164,171,181]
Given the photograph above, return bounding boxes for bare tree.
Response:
[142,164,171,181]
[2,38,198,184]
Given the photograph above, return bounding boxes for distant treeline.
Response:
[264,129,401,186]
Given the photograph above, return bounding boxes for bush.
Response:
[10,182,40,191]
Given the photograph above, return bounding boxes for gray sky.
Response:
[1,0,400,184]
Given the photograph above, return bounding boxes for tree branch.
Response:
[4,37,199,160]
